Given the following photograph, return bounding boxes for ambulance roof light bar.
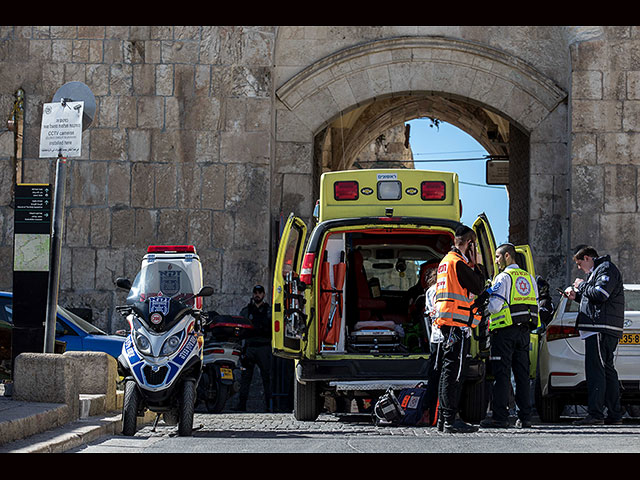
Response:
[147,245,197,254]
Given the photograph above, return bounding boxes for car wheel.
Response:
[626,405,640,417]
[534,375,564,423]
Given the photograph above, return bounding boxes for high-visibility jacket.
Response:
[489,268,539,331]
[434,251,482,328]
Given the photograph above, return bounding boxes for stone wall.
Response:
[0,26,276,332]
[569,26,640,282]
[1,26,640,334]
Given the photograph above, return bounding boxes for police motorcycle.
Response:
[115,245,213,437]
[198,313,253,413]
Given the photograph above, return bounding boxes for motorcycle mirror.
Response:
[197,286,214,297]
[115,277,132,290]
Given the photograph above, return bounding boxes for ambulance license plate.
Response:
[621,333,640,345]
[220,367,233,379]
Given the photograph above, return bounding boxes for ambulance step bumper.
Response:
[329,380,426,391]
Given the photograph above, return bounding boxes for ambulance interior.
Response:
[318,229,455,355]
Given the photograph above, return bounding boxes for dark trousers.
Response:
[584,333,623,420]
[488,323,532,422]
[238,343,272,411]
[438,326,470,422]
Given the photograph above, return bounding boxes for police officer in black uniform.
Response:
[234,284,273,412]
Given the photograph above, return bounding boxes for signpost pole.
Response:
[36,81,94,354]
[43,152,67,353]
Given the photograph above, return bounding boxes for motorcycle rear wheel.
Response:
[178,379,196,436]
[207,383,231,413]
[122,381,140,436]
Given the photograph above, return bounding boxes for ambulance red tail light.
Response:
[421,181,446,201]
[299,253,316,284]
[334,181,359,201]
[147,245,196,254]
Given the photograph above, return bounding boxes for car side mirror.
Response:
[115,277,132,290]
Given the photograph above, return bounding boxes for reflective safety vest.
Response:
[434,251,482,328]
[489,268,540,331]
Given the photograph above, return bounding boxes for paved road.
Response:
[68,410,640,454]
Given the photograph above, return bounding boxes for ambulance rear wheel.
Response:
[294,379,321,421]
[459,378,489,424]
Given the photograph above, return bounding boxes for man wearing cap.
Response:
[235,284,273,412]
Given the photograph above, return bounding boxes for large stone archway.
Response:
[272,35,569,289]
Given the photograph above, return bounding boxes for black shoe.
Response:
[437,415,444,432]
[573,415,604,425]
[443,419,478,433]
[231,405,247,412]
[605,417,623,425]
[515,418,532,428]
[480,417,509,428]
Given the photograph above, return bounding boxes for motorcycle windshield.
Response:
[126,261,197,307]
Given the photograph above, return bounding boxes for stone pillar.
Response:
[64,351,118,412]
[12,353,79,423]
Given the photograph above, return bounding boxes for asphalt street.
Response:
[67,410,640,454]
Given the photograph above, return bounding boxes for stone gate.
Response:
[0,26,638,333]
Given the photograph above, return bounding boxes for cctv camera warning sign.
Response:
[39,101,84,158]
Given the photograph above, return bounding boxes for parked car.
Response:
[0,291,125,364]
[535,284,640,422]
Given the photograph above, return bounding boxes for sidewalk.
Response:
[0,383,153,453]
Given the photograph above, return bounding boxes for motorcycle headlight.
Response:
[161,331,184,356]
[134,332,151,355]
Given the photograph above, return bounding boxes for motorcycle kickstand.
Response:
[152,413,161,432]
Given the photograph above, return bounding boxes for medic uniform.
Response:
[482,264,539,427]
[434,248,486,432]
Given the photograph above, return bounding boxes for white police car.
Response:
[535,284,640,422]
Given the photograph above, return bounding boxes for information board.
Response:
[486,159,509,185]
[12,184,53,361]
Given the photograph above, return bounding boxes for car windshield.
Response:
[58,305,107,335]
[126,261,196,306]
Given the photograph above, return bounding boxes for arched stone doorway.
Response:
[273,35,568,289]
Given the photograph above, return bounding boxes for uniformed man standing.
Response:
[480,243,539,429]
[235,284,273,412]
[434,225,486,433]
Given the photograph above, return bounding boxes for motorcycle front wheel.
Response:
[122,380,140,436]
[178,379,197,436]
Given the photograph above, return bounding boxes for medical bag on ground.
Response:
[373,383,432,426]
[395,382,431,426]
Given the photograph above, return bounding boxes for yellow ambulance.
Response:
[272,169,537,422]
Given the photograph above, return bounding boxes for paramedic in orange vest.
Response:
[434,225,487,433]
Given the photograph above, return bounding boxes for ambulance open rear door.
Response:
[272,214,307,359]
